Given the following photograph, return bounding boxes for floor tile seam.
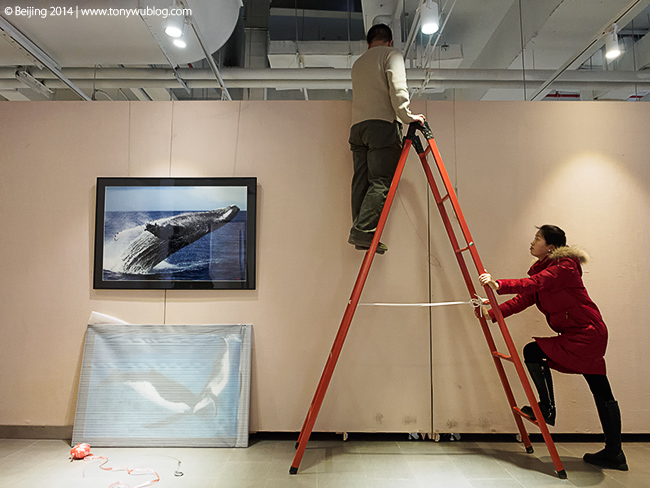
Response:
[360,461,417,480]
[495,460,575,486]
[0,441,38,461]
[465,481,526,488]
[459,474,523,481]
[402,454,456,462]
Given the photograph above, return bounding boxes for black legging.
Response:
[523,341,614,402]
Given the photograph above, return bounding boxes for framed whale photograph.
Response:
[93,177,256,290]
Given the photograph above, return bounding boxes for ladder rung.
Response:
[492,351,513,362]
[437,193,450,204]
[513,407,539,425]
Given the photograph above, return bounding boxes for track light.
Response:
[165,11,185,38]
[421,0,439,35]
[173,35,187,48]
[605,24,621,60]
[167,10,187,48]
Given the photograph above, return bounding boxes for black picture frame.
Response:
[93,177,256,290]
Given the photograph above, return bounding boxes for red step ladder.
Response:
[289,121,567,479]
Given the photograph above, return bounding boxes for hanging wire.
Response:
[630,18,638,100]
[414,0,458,98]
[92,64,98,100]
[517,0,527,100]
[347,0,351,46]
[294,0,299,42]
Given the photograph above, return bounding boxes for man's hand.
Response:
[479,273,499,290]
[413,114,426,124]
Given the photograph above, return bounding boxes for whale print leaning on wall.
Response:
[72,324,252,447]
[93,177,257,290]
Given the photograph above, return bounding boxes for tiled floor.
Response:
[0,435,647,487]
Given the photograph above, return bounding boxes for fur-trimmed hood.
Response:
[548,245,589,264]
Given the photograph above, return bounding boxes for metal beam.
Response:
[137,14,191,95]
[0,15,91,100]
[0,89,31,101]
[15,68,53,98]
[177,0,232,101]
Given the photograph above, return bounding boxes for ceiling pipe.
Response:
[1,69,647,91]
[10,67,649,83]
[0,79,646,92]
[6,80,642,91]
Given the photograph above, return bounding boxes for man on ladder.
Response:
[348,23,425,254]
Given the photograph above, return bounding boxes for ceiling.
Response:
[0,0,649,102]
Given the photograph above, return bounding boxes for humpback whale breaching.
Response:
[114,205,240,274]
[102,336,232,427]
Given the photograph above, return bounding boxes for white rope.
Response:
[358,297,486,309]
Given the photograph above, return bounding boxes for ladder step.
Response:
[437,193,450,204]
[492,351,513,362]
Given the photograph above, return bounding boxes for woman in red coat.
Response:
[479,225,627,471]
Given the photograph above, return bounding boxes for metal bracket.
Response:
[15,68,53,98]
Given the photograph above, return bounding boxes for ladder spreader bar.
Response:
[492,351,514,362]
[455,242,474,254]
[514,407,539,425]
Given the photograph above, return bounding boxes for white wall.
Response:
[0,100,648,436]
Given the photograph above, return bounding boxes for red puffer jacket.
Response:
[490,246,608,375]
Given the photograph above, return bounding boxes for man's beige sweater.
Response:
[351,45,418,126]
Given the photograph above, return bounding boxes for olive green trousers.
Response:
[348,119,403,241]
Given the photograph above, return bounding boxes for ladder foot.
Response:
[557,469,567,479]
[289,466,298,475]
[526,446,534,454]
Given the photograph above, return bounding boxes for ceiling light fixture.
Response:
[173,35,187,48]
[421,0,439,35]
[165,11,185,38]
[605,24,621,60]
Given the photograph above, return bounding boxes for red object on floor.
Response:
[70,443,92,459]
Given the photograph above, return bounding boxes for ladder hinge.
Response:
[413,120,433,140]
[408,134,425,154]
[405,121,432,154]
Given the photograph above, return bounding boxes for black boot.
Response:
[521,361,556,426]
[583,399,628,470]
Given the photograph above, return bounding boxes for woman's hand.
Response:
[474,305,490,318]
[479,273,499,290]
[473,298,491,319]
